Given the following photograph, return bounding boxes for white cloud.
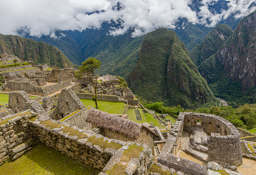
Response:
[0,0,255,37]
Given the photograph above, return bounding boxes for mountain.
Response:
[198,10,256,105]
[127,28,216,108]
[28,23,143,78]
[0,34,73,68]
[190,24,233,66]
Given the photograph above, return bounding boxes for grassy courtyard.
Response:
[80,99,125,114]
[0,143,99,175]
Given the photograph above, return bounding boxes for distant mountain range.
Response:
[23,1,255,78]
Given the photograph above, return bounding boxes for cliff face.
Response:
[190,24,233,66]
[128,28,215,108]
[0,34,73,68]
[216,11,256,89]
[197,11,256,104]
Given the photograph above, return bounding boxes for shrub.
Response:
[22,62,30,65]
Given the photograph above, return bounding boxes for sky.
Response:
[0,0,255,38]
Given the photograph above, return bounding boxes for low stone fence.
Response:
[76,93,122,102]
[238,128,256,137]
[0,64,32,72]
[100,144,152,175]
[0,111,34,165]
[241,136,256,141]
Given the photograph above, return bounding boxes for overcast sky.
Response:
[0,0,255,38]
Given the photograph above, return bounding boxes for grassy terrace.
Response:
[80,99,125,114]
[0,93,37,105]
[0,67,37,73]
[0,143,99,175]
[249,128,256,134]
[127,108,166,129]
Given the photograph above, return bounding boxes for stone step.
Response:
[185,146,208,162]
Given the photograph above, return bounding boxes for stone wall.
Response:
[30,119,127,170]
[4,80,71,96]
[62,108,91,129]
[157,154,207,175]
[0,64,32,72]
[183,112,242,166]
[76,93,122,102]
[100,144,153,175]
[55,88,85,120]
[238,128,255,137]
[0,112,34,165]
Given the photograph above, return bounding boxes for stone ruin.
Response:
[0,88,254,174]
[0,54,77,97]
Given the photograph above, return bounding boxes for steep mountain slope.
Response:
[29,23,143,78]
[0,34,73,68]
[127,28,216,108]
[198,10,256,105]
[190,24,233,66]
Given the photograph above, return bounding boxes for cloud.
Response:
[0,0,255,38]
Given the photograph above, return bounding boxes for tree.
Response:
[79,57,101,109]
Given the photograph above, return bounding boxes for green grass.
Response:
[0,93,37,105]
[0,93,9,105]
[127,108,166,129]
[80,99,125,114]
[165,116,176,124]
[249,128,256,133]
[45,68,52,71]
[0,143,99,175]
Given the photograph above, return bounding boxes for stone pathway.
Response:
[238,158,256,175]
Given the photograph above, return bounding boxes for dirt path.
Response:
[238,158,256,175]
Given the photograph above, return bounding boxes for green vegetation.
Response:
[87,136,122,150]
[0,33,73,68]
[22,62,30,65]
[0,143,99,175]
[106,145,143,175]
[249,128,256,133]
[79,57,101,109]
[127,108,166,129]
[0,62,21,68]
[44,67,52,71]
[190,24,233,66]
[116,76,128,89]
[149,164,171,175]
[0,93,37,105]
[0,93,9,105]
[80,99,125,114]
[128,28,216,108]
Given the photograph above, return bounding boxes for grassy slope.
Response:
[0,34,73,68]
[80,99,125,114]
[0,143,99,175]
